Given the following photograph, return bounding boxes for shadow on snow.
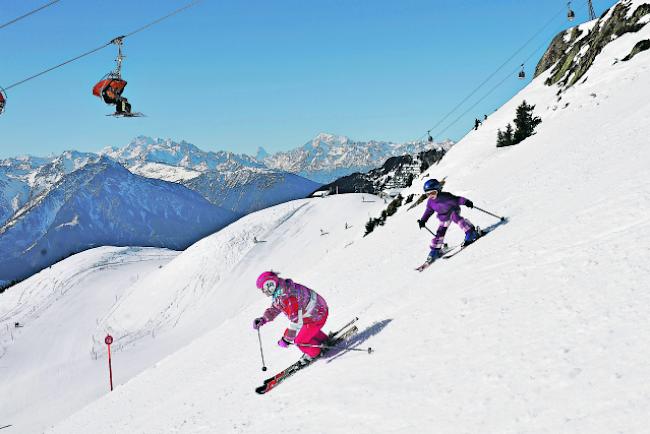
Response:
[325,318,392,363]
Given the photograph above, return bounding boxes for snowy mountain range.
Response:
[262,132,453,183]
[1,134,450,225]
[99,136,264,183]
[0,151,97,225]
[1,1,650,432]
[0,157,236,285]
[0,134,448,284]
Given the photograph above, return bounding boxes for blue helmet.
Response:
[423,179,442,193]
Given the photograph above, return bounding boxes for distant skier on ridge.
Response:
[417,179,480,265]
[253,271,329,366]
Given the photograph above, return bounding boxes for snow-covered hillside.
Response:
[0,247,179,433]
[1,1,649,432]
[183,168,321,216]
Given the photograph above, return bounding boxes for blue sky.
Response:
[0,0,616,158]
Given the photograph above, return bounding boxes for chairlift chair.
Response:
[91,36,143,117]
[518,64,526,79]
[0,87,7,115]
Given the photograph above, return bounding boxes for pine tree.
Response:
[512,100,542,144]
[504,123,515,144]
[495,101,541,147]
[496,123,515,147]
[364,218,376,236]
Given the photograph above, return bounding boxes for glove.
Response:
[278,337,292,348]
[464,200,474,208]
[253,317,266,330]
[417,219,426,229]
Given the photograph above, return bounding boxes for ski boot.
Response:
[298,353,315,367]
[463,227,481,247]
[426,248,442,264]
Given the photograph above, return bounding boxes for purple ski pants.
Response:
[430,211,474,250]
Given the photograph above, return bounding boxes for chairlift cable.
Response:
[423,6,564,142]
[434,65,521,139]
[0,0,61,31]
[3,0,203,92]
[5,44,110,91]
[122,0,203,39]
[434,23,564,140]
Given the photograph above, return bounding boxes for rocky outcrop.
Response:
[535,1,650,88]
[314,148,446,195]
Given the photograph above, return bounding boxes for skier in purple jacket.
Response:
[417,179,480,264]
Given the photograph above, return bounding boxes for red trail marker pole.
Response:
[105,334,114,391]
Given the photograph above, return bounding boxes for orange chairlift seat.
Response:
[92,74,127,105]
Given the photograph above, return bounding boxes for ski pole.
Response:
[332,317,358,337]
[474,206,506,222]
[297,342,373,354]
[257,328,267,371]
[422,224,436,237]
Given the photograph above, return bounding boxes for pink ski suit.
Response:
[260,278,329,358]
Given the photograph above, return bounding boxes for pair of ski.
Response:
[415,227,490,272]
[255,317,360,395]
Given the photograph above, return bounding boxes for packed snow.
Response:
[1,4,649,433]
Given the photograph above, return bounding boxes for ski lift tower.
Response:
[587,0,597,20]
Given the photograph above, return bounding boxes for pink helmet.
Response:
[256,271,280,296]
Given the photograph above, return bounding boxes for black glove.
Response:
[253,317,266,330]
[417,219,426,229]
[464,200,474,208]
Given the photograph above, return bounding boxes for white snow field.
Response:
[0,247,180,433]
[1,9,650,434]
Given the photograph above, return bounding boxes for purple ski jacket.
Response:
[420,192,470,223]
[260,278,328,341]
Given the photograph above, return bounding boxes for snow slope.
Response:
[1,3,649,433]
[0,247,179,434]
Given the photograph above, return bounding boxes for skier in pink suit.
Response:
[417,179,480,264]
[253,271,329,365]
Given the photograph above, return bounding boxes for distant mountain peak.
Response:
[309,133,351,148]
[255,146,269,160]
